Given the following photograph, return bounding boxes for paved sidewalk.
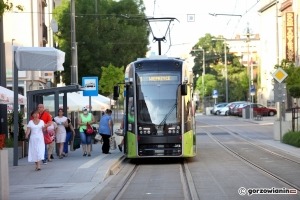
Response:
[8,140,124,200]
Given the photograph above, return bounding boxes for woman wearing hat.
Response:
[78,107,95,156]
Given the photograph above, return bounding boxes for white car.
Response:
[211,103,228,115]
[219,105,229,116]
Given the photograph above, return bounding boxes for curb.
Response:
[103,155,126,182]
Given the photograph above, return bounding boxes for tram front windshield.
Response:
[136,72,180,125]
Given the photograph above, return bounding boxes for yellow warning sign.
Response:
[272,68,288,83]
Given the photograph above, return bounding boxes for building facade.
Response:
[258,0,300,108]
[3,0,56,100]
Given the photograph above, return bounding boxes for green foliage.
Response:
[196,74,218,97]
[53,0,149,87]
[7,111,25,141]
[0,0,23,16]
[275,60,300,101]
[289,85,300,98]
[192,33,249,102]
[282,130,300,147]
[99,64,124,96]
[5,137,13,148]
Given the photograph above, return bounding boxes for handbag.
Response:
[84,124,95,135]
[110,136,116,150]
[114,129,124,136]
[44,132,52,145]
[71,129,81,151]
[94,134,102,141]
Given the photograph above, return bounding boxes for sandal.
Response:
[35,168,41,171]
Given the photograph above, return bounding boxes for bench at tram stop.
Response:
[253,111,263,121]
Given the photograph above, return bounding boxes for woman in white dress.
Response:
[54,108,68,159]
[25,109,45,171]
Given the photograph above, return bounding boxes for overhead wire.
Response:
[228,0,261,37]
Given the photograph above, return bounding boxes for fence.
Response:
[291,107,300,132]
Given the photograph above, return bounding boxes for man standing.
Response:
[37,104,52,164]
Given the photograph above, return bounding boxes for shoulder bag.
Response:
[44,131,52,144]
[84,124,95,135]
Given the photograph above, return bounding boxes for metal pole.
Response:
[13,50,19,166]
[202,50,205,113]
[224,42,228,103]
[276,1,279,65]
[89,96,91,113]
[0,16,8,136]
[158,39,162,55]
[70,0,78,85]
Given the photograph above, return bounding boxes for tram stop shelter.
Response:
[13,46,73,121]
[26,84,83,120]
[12,46,80,166]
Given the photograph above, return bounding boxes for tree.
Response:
[99,64,124,96]
[195,74,218,98]
[191,34,249,102]
[277,60,300,105]
[53,0,149,87]
[0,0,23,16]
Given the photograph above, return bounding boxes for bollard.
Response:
[0,134,5,149]
[0,149,9,200]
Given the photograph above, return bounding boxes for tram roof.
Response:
[136,56,182,61]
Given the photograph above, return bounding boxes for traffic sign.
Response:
[274,82,286,102]
[250,85,255,96]
[212,89,218,98]
[82,77,98,96]
[272,67,288,83]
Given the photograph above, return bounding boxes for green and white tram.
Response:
[114,56,196,158]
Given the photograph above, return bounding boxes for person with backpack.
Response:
[63,118,75,157]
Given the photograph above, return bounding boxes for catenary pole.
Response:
[70,0,78,85]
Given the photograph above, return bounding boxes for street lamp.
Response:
[213,38,228,103]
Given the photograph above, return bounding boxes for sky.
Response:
[143,0,261,57]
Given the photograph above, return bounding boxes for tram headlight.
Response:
[138,127,151,135]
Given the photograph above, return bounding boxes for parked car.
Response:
[211,103,228,115]
[228,101,247,116]
[237,103,277,117]
[219,105,230,116]
[230,102,248,116]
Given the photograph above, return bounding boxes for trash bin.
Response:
[242,107,250,119]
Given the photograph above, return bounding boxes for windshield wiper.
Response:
[159,103,177,126]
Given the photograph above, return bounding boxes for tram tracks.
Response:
[104,159,199,200]
[201,126,300,193]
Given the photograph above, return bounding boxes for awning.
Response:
[43,91,113,112]
[15,47,65,71]
[0,86,26,105]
